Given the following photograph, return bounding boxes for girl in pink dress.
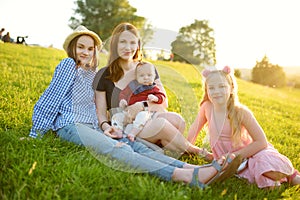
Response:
[187,66,300,189]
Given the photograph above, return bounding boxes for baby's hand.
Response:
[119,99,128,109]
[123,112,133,124]
[125,102,142,122]
[148,94,158,102]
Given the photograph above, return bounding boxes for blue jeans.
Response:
[57,123,185,181]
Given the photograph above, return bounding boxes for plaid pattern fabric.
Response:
[29,58,98,138]
[72,67,98,127]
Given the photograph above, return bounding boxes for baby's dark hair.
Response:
[135,61,152,68]
[135,61,154,76]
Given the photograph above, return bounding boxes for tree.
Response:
[170,20,216,66]
[234,69,241,78]
[252,55,286,87]
[69,0,146,42]
[139,20,154,50]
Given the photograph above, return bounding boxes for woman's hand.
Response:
[103,126,123,139]
[199,148,214,162]
[124,102,143,122]
[127,133,135,142]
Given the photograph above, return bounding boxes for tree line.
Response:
[70,0,215,66]
[71,0,290,88]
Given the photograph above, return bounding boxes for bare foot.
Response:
[291,174,300,185]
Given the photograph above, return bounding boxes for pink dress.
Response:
[205,104,294,188]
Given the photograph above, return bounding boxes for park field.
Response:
[1,43,300,199]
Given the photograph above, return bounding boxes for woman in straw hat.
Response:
[29,25,241,189]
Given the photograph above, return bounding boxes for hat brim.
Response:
[63,30,102,52]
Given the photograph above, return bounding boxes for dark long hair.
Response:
[107,22,142,82]
[66,34,99,71]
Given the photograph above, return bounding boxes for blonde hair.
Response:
[200,70,244,147]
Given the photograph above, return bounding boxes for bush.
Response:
[234,69,241,78]
[252,55,286,87]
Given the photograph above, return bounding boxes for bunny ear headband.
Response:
[201,65,232,78]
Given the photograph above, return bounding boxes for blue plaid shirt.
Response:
[29,58,98,138]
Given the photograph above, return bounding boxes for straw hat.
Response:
[63,25,102,51]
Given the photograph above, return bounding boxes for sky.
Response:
[1,0,300,69]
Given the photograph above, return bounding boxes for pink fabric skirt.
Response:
[238,144,294,188]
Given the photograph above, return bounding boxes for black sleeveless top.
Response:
[92,66,159,110]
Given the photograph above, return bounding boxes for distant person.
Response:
[3,32,13,43]
[187,65,300,189]
[169,53,174,61]
[16,36,27,45]
[0,28,5,40]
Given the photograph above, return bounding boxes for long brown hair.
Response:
[200,70,244,147]
[107,22,142,82]
[66,34,99,71]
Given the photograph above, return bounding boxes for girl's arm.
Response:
[29,58,76,138]
[187,102,208,144]
[232,108,268,159]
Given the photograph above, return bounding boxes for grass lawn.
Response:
[1,43,300,199]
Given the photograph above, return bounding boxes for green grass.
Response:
[1,43,300,199]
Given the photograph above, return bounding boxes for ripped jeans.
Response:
[57,123,185,181]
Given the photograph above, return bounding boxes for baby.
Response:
[119,61,166,109]
[112,61,166,141]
